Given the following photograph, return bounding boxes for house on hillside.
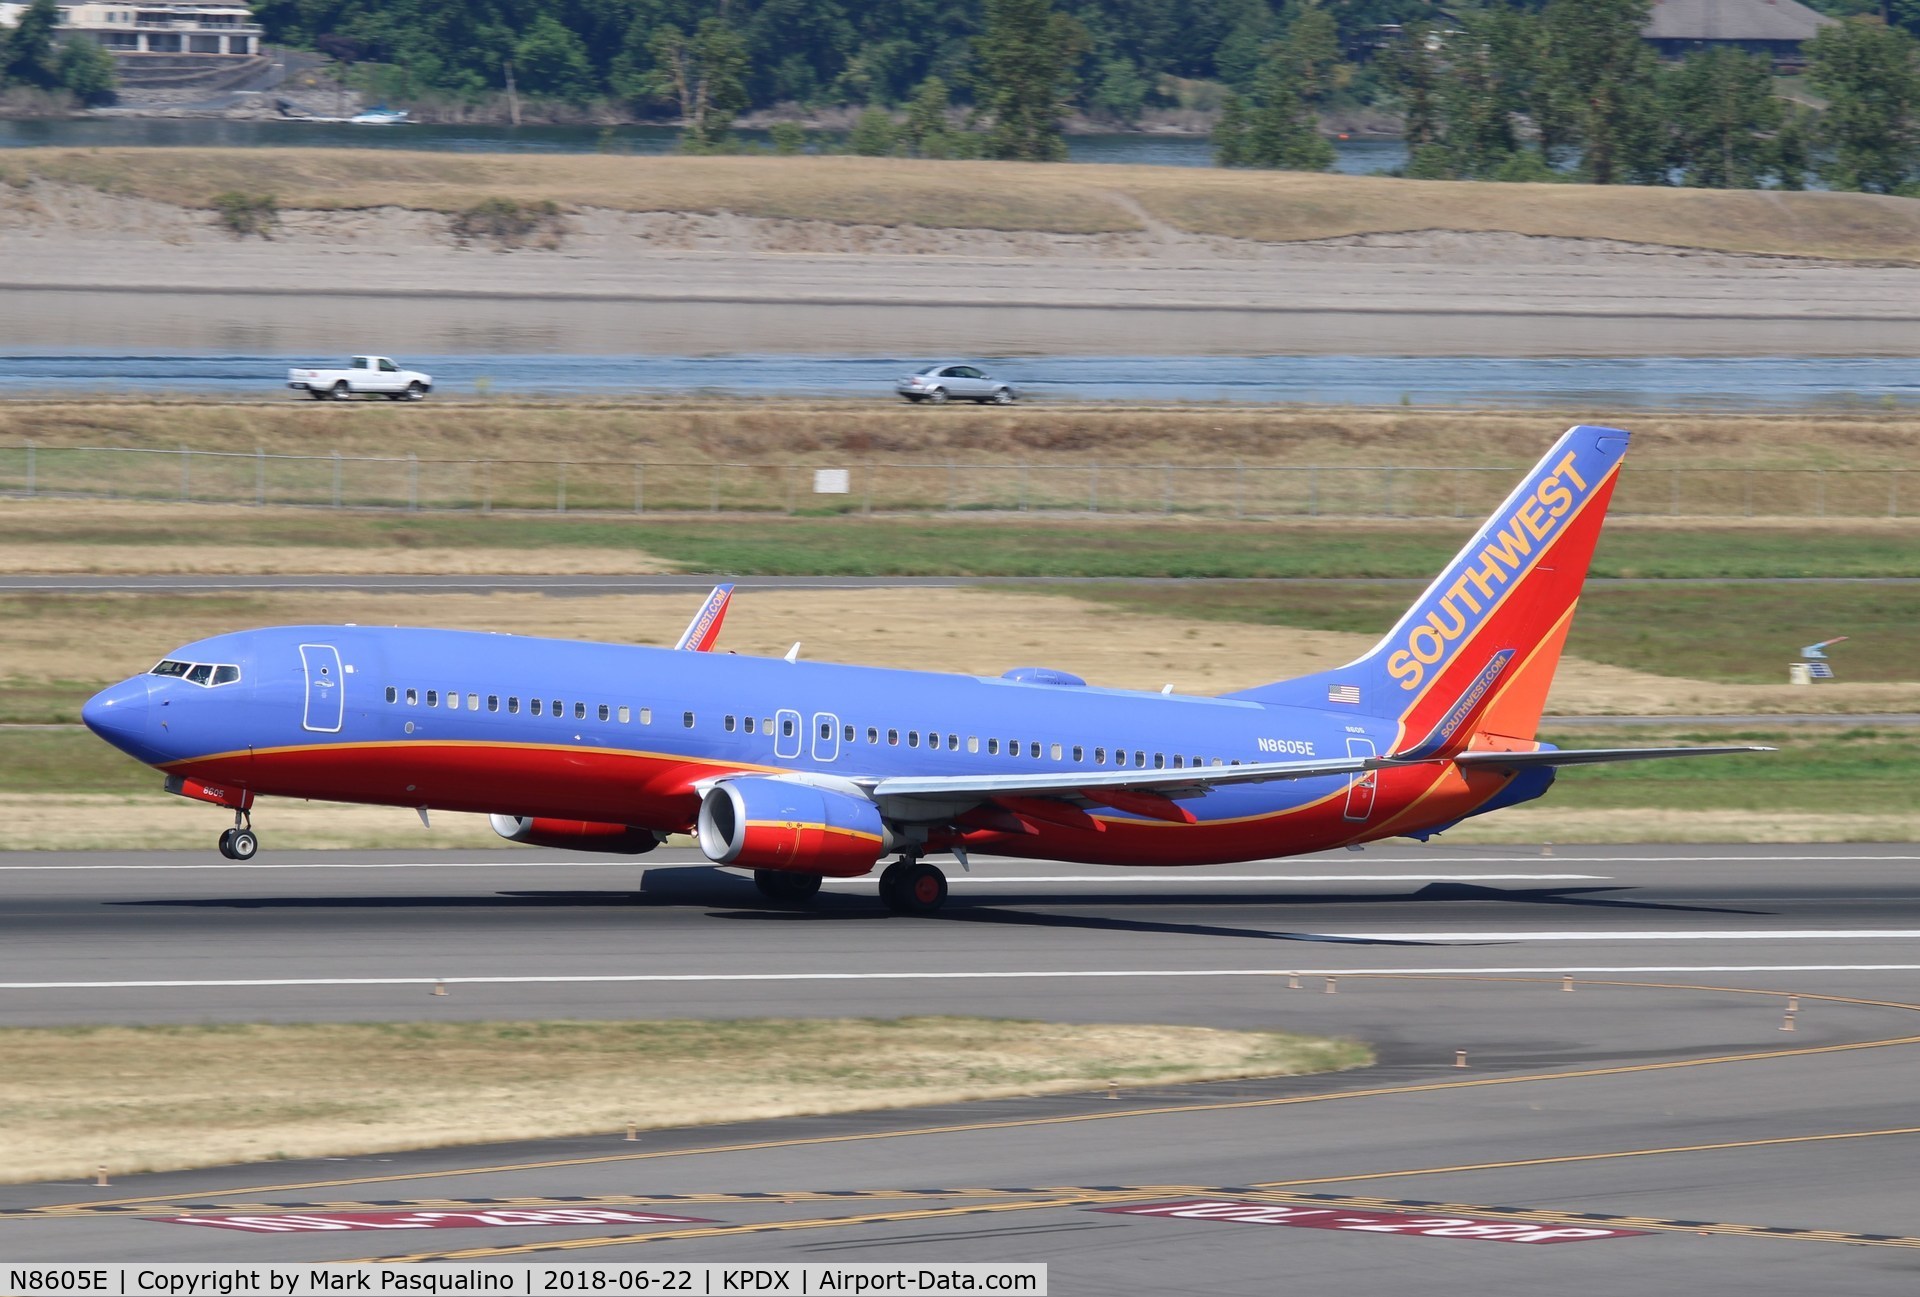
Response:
[0,1,265,89]
[1641,0,1837,69]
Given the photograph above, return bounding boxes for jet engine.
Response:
[696,777,890,876]
[488,814,659,855]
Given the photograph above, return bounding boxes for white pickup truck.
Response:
[288,356,433,401]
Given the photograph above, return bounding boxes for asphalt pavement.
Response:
[5,844,1920,1292]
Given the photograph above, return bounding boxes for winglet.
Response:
[674,584,734,652]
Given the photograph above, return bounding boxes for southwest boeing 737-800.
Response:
[81,425,1764,914]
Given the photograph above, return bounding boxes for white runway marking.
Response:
[1287,930,1920,942]
[0,862,1606,883]
[7,965,1920,991]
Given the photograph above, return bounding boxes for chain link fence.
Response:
[1,443,1913,518]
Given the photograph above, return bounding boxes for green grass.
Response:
[1536,728,1920,815]
[1064,581,1920,684]
[13,513,1920,578]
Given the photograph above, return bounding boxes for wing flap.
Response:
[1453,745,1773,769]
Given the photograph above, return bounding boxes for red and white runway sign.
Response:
[160,1208,715,1233]
[1094,1199,1645,1244]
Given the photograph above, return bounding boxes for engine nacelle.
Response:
[489,814,659,855]
[696,777,888,876]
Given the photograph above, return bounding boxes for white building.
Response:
[0,2,262,58]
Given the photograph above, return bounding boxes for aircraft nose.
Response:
[81,676,152,752]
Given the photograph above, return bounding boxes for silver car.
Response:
[896,362,1017,405]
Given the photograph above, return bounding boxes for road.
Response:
[5,844,1920,1292]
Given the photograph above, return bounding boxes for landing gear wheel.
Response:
[877,860,908,902]
[227,828,258,861]
[217,827,237,859]
[754,870,822,905]
[882,861,947,915]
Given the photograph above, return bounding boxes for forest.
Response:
[4,0,1919,191]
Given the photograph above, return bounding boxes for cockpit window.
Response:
[149,660,241,687]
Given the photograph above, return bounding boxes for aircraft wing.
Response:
[674,584,734,652]
[861,755,1375,804]
[1452,745,1773,769]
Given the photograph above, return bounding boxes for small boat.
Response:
[347,106,410,125]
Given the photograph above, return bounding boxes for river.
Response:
[0,117,1408,173]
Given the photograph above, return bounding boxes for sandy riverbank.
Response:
[5,154,1920,356]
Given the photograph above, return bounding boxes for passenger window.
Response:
[684,711,696,727]
[1094,747,1105,764]
[1136,751,1147,767]
[908,731,919,748]
[1050,743,1062,760]
[1154,753,1165,768]
[488,695,499,712]
[598,704,610,722]
[1172,755,1183,768]
[639,707,652,724]
[575,702,587,720]
[532,699,543,716]
[385,686,398,703]
[888,729,899,746]
[507,696,520,714]
[550,700,561,717]
[406,688,418,706]
[1008,739,1019,758]
[987,739,999,755]
[1027,742,1039,758]
[426,690,438,707]
[745,716,756,733]
[845,724,856,741]
[968,736,979,753]
[618,705,630,723]
[448,693,461,711]
[725,715,736,732]
[868,726,879,743]
[1072,746,1083,761]
[468,693,478,710]
[948,734,959,751]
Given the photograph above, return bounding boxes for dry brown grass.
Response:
[2,1017,1368,1182]
[9,151,1920,260]
[7,401,1920,471]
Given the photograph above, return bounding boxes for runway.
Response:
[5,843,1920,1293]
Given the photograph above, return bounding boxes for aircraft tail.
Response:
[1225,425,1630,753]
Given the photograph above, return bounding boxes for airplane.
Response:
[81,425,1766,914]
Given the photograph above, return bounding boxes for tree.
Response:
[56,36,117,106]
[1663,48,1781,188]
[512,15,593,99]
[1539,0,1666,184]
[1,0,61,90]
[902,75,951,155]
[1212,30,1334,171]
[1088,57,1149,124]
[974,0,1088,161]
[1378,20,1441,154]
[1806,19,1920,193]
[847,104,898,154]
[648,16,751,152]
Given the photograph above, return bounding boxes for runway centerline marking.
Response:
[14,962,1920,991]
[27,977,1920,1218]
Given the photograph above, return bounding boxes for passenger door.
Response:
[299,643,344,733]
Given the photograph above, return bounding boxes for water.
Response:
[4,352,1914,409]
[0,116,1405,172]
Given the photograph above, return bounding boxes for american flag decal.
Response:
[1327,684,1362,705]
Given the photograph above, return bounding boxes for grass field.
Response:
[9,151,1920,260]
[7,403,1920,473]
[0,1016,1368,1181]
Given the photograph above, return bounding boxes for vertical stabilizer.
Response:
[1225,425,1629,752]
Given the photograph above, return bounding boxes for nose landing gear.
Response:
[878,856,948,915]
[217,810,258,860]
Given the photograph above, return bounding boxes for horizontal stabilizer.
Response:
[1451,745,1773,770]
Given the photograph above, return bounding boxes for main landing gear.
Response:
[753,869,823,906]
[217,810,258,861]
[878,856,948,915]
